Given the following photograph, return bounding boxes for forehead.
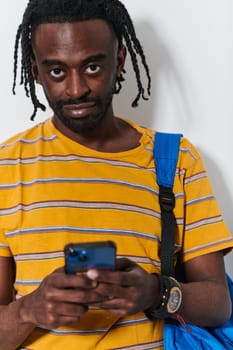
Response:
[32,19,118,60]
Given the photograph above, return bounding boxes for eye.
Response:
[86,64,101,75]
[49,68,65,78]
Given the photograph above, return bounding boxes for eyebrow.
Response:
[42,54,107,66]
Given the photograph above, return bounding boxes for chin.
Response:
[62,114,104,134]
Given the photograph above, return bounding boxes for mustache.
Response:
[55,97,100,108]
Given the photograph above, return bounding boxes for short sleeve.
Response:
[175,137,233,262]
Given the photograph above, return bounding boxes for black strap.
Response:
[154,132,182,278]
[159,186,176,277]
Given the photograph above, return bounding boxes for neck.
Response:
[52,113,142,153]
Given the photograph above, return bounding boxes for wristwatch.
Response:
[166,277,182,314]
[145,275,182,320]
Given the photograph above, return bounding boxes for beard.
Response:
[47,90,114,134]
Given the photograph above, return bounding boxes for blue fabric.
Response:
[155,132,233,349]
[164,323,227,350]
[154,132,182,188]
[164,275,233,349]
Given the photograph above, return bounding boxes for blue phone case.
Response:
[64,241,116,274]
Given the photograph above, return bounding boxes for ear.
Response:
[31,58,42,85]
[117,45,127,77]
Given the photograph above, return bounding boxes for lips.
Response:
[63,101,96,118]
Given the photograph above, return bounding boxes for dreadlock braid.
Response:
[13,0,151,120]
[12,25,22,96]
[104,0,151,107]
[21,23,46,120]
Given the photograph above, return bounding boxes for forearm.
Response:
[0,298,35,350]
[145,271,231,328]
[178,280,231,327]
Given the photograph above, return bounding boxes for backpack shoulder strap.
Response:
[154,131,182,276]
[154,132,182,188]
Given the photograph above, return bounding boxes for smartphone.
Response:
[64,240,116,274]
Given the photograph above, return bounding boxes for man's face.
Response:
[31,20,126,134]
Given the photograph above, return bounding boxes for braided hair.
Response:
[13,0,151,120]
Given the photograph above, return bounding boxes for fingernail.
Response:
[86,269,99,280]
[92,281,98,288]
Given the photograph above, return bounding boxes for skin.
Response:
[31,20,141,152]
[0,20,231,350]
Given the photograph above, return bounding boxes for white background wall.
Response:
[1,0,233,276]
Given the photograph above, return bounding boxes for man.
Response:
[0,0,232,349]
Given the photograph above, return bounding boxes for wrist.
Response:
[145,275,182,320]
[146,273,163,310]
[17,296,36,326]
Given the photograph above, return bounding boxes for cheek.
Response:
[95,73,116,95]
[41,81,65,102]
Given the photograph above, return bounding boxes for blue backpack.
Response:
[154,132,233,350]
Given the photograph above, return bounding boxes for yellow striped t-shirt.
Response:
[0,117,232,350]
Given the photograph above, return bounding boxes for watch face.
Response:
[167,286,182,314]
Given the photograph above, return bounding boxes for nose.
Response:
[65,70,90,99]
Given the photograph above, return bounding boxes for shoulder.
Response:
[179,136,201,160]
[0,119,55,158]
[115,118,206,173]
[151,130,207,178]
[121,118,155,139]
[178,136,205,173]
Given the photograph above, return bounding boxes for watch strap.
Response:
[145,275,182,320]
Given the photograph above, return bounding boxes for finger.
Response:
[38,314,81,329]
[87,268,141,287]
[47,272,97,290]
[92,298,135,316]
[34,301,87,329]
[46,285,110,305]
[85,258,136,283]
[47,301,88,317]
[93,282,125,298]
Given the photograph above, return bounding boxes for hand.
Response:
[19,267,109,329]
[86,258,159,317]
